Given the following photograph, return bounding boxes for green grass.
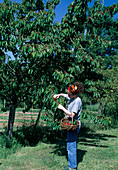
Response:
[0,102,118,169]
[78,128,118,170]
[0,124,118,170]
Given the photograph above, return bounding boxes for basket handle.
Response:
[72,116,73,125]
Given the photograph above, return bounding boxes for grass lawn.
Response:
[78,128,118,170]
[0,125,118,170]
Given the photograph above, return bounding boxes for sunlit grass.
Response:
[0,127,117,170]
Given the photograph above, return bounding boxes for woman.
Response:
[53,82,84,170]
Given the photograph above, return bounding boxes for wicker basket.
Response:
[60,118,79,131]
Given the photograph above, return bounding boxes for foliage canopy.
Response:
[0,0,118,133]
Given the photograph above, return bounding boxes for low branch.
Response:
[7,64,16,75]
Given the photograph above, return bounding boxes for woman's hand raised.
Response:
[53,94,60,99]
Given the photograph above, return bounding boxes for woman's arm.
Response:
[53,93,67,99]
[58,104,75,118]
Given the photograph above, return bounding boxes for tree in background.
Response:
[51,0,118,124]
[85,1,118,117]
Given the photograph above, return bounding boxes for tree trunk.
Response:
[103,103,107,116]
[7,105,16,140]
[98,100,102,115]
[34,110,41,128]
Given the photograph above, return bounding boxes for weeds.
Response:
[0,133,21,159]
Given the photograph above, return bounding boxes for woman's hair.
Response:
[68,82,84,95]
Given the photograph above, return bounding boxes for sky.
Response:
[1,0,117,60]
[54,0,118,22]
[0,0,118,22]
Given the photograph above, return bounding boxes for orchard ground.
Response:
[0,118,118,170]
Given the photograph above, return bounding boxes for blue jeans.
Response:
[67,121,81,169]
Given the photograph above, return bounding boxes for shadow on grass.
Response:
[14,125,116,151]
[77,149,87,164]
[78,125,117,148]
[12,124,117,147]
[1,124,116,165]
[13,125,67,146]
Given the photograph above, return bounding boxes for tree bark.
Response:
[98,100,102,115]
[34,110,41,128]
[7,105,16,140]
